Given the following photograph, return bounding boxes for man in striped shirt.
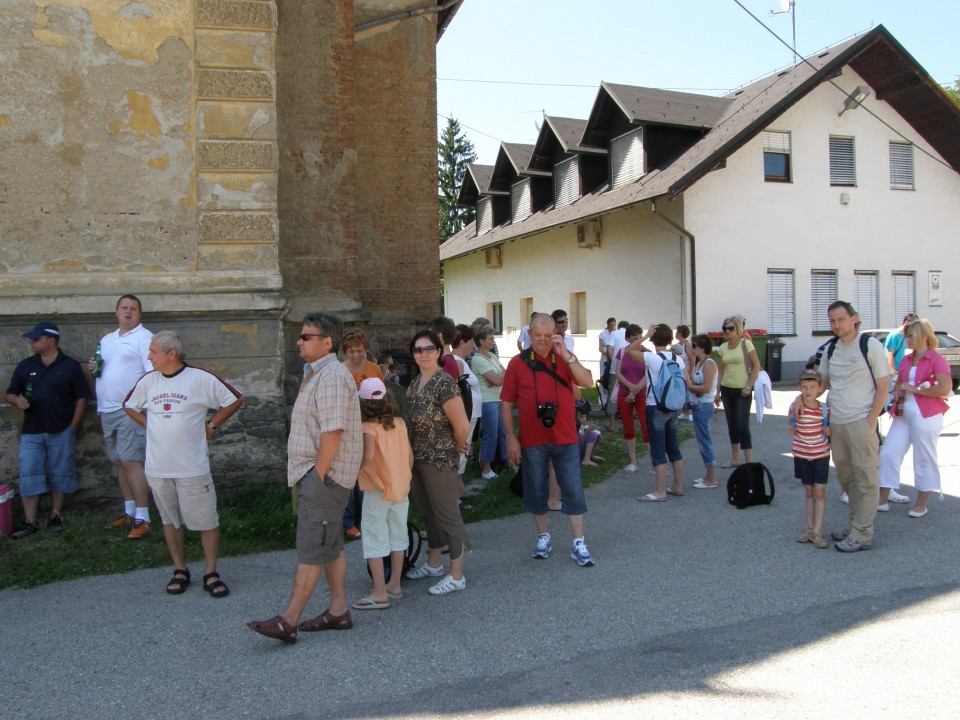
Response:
[791,369,831,549]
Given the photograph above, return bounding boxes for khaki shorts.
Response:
[147,473,219,532]
[100,409,146,464]
[296,468,352,566]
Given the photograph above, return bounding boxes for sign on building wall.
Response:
[928,271,943,307]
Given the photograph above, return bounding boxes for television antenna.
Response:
[769,0,797,64]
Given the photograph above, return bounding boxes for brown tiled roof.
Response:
[441,26,960,262]
[601,83,732,129]
[456,163,500,207]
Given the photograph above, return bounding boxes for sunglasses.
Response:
[722,326,735,332]
[298,334,328,342]
[413,345,438,354]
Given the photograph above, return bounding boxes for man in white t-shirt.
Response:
[597,317,617,410]
[125,331,243,597]
[92,295,153,539]
[516,312,537,352]
[551,309,576,352]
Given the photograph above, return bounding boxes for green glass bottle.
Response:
[92,342,103,378]
[23,382,34,409]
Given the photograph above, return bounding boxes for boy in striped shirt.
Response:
[790,369,831,548]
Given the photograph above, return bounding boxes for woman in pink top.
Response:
[614,324,650,473]
[879,319,951,518]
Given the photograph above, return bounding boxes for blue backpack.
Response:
[648,351,687,412]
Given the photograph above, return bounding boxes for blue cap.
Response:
[23,321,61,340]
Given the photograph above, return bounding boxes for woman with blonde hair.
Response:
[715,315,760,468]
[879,318,952,518]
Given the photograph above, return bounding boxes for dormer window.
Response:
[610,127,644,189]
[554,156,579,209]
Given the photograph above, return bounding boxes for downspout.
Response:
[650,200,697,332]
[355,0,464,35]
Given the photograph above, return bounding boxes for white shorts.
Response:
[359,489,409,559]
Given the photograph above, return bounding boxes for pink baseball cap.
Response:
[358,377,387,400]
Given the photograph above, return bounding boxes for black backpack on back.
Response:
[726,462,775,509]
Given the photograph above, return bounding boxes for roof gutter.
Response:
[355,0,464,36]
[650,200,696,331]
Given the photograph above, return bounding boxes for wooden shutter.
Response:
[829,136,856,186]
[810,270,837,332]
[766,270,795,334]
[554,156,579,209]
[610,127,644,189]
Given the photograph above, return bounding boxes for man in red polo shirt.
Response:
[501,313,596,566]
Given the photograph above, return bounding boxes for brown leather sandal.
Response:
[247,615,297,644]
[297,608,353,632]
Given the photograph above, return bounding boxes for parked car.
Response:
[862,328,960,391]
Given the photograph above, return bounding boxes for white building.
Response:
[440,27,960,380]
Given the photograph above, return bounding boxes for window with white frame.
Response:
[811,270,837,332]
[767,269,796,335]
[891,271,916,325]
[554,156,579,209]
[569,292,587,335]
[476,196,493,235]
[511,178,531,224]
[763,130,791,182]
[889,141,915,190]
[487,302,503,335]
[854,271,878,330]
[829,136,856,186]
[610,127,644,189]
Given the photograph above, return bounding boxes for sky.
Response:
[437,0,960,165]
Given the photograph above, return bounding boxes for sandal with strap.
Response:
[203,571,230,599]
[166,568,191,595]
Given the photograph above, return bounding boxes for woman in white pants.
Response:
[879,319,952,518]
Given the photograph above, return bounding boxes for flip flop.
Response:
[720,462,739,469]
[623,464,637,473]
[667,488,684,497]
[386,591,403,600]
[638,493,667,502]
[693,481,718,489]
[352,597,391,610]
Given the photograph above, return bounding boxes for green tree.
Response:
[946,76,960,105]
[438,116,477,243]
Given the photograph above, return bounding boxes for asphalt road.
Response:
[3,389,959,719]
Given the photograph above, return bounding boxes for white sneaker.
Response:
[888,489,910,504]
[481,471,497,480]
[840,492,849,505]
[428,574,466,595]
[405,563,443,580]
[877,503,890,512]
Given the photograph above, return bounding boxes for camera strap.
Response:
[522,349,571,391]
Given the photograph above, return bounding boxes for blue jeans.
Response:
[19,428,78,496]
[646,406,682,467]
[480,401,507,463]
[520,443,587,516]
[691,403,716,467]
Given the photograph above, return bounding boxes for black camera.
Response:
[537,402,557,428]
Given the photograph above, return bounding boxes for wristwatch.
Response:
[207,421,216,431]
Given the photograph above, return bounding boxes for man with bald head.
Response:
[500,313,596,567]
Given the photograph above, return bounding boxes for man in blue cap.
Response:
[4,321,90,538]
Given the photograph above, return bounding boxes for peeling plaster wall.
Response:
[1,1,197,273]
